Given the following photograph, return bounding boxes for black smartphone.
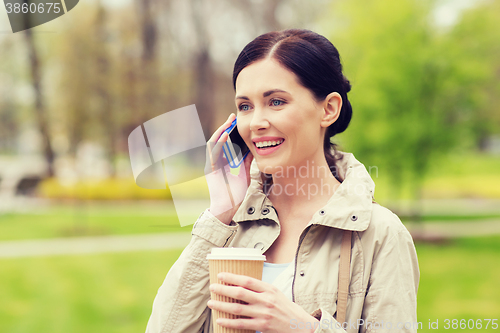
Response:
[223,118,250,168]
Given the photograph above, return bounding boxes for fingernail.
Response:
[217,273,224,280]
[209,284,215,291]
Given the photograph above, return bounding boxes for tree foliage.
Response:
[322,0,500,205]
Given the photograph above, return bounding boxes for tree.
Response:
[323,0,471,216]
[446,0,500,150]
[24,28,55,176]
[137,0,160,124]
[94,2,118,177]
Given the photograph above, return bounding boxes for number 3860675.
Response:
[5,2,62,14]
[444,319,498,330]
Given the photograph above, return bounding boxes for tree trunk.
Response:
[137,0,159,123]
[24,29,55,177]
[95,3,117,177]
[191,0,215,139]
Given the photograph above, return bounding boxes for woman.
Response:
[146,29,419,333]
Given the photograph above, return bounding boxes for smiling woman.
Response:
[234,57,344,206]
[146,29,419,333]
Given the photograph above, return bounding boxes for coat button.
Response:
[351,215,358,221]
[254,242,265,250]
[262,208,270,215]
[247,207,255,214]
[319,210,326,216]
[300,270,305,277]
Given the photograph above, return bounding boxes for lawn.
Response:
[0,249,183,333]
[1,207,499,242]
[416,236,500,332]
[1,198,499,241]
[370,151,500,203]
[1,236,499,333]
[0,202,191,241]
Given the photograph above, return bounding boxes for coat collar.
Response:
[233,151,375,232]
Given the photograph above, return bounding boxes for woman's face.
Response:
[235,58,335,175]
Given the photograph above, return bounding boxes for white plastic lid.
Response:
[207,247,266,261]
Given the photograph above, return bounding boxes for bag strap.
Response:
[337,230,352,325]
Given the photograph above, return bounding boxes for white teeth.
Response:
[256,139,284,148]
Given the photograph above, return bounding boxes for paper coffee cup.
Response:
[207,247,266,333]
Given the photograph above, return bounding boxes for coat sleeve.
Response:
[312,221,419,333]
[145,209,239,333]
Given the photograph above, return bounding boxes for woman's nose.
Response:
[249,109,270,132]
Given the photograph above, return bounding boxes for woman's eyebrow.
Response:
[263,89,288,97]
[235,89,289,100]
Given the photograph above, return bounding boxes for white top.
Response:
[264,260,294,300]
[257,261,294,333]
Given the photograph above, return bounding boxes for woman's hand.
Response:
[205,113,254,225]
[207,273,319,333]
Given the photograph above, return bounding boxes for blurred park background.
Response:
[0,0,499,332]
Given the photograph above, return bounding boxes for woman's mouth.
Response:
[254,139,284,156]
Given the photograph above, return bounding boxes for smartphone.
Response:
[222,118,250,168]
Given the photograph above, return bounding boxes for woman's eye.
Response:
[238,104,251,111]
[271,99,285,107]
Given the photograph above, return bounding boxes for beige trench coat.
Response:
[145,152,419,333]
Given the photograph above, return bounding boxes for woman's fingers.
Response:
[207,131,228,171]
[210,284,256,305]
[215,273,269,293]
[209,272,271,307]
[207,113,235,172]
[207,300,270,331]
[207,299,259,319]
[214,317,261,332]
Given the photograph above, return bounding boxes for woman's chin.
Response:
[255,160,285,176]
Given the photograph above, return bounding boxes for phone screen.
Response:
[223,125,249,168]
[229,126,249,157]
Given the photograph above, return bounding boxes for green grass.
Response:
[416,236,500,332]
[0,205,190,241]
[1,209,499,241]
[370,152,500,202]
[0,249,183,333]
[1,236,499,333]
[399,213,500,223]
[2,207,498,241]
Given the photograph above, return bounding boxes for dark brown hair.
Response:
[233,29,352,183]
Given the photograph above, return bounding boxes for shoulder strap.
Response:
[337,230,352,325]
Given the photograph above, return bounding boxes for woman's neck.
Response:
[267,157,341,210]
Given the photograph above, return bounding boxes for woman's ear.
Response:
[320,92,342,128]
